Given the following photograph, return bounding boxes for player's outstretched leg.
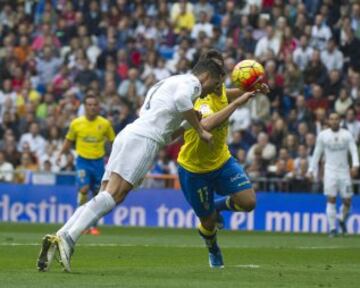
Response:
[198,216,224,269]
[56,190,116,272]
[39,174,131,272]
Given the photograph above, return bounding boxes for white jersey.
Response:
[309,128,359,174]
[126,74,202,145]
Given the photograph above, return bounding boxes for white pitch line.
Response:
[233,264,260,269]
[0,243,357,250]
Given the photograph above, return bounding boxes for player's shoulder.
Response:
[96,115,111,124]
[175,73,201,94]
[70,116,86,126]
[318,128,330,137]
[340,128,354,138]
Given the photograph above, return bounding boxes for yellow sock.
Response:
[226,197,245,212]
[198,223,216,237]
[198,223,218,252]
[77,192,87,206]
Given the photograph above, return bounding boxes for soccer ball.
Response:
[231,59,265,91]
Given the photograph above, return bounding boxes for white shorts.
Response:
[102,128,160,187]
[324,171,353,199]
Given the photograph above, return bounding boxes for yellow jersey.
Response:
[178,85,231,173]
[66,116,115,159]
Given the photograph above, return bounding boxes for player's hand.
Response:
[258,83,270,94]
[195,110,202,121]
[199,129,213,145]
[351,167,358,178]
[234,90,257,107]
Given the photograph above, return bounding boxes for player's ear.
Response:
[203,71,211,82]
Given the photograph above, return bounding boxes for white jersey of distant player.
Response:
[309,128,359,198]
[126,74,202,145]
[310,128,359,174]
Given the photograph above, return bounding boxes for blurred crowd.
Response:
[0,0,360,192]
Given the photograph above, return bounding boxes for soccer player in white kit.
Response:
[36,58,224,272]
[308,113,359,237]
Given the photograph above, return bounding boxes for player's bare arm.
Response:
[182,109,213,144]
[201,90,257,131]
[56,139,74,165]
[225,83,269,102]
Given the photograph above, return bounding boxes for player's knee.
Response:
[243,197,256,212]
[232,189,256,212]
[237,198,256,212]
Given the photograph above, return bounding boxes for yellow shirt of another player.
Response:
[178,85,231,173]
[66,116,115,159]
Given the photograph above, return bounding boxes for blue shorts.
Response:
[178,157,252,217]
[76,156,105,193]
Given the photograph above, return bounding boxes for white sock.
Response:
[57,205,86,236]
[67,191,116,243]
[326,203,337,231]
[339,204,350,222]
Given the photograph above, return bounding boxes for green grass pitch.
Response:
[0,223,359,288]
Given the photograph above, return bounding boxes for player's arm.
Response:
[174,84,212,144]
[348,133,359,177]
[105,121,116,146]
[226,88,245,102]
[226,83,269,103]
[56,139,74,164]
[201,91,256,131]
[307,135,324,179]
[57,121,76,164]
[182,109,212,144]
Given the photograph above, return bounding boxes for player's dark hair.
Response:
[200,49,224,65]
[192,58,225,79]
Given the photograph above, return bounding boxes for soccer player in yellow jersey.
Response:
[177,50,268,268]
[56,92,115,235]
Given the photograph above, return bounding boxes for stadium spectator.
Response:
[307,85,329,112]
[117,68,146,102]
[148,148,177,188]
[255,25,281,59]
[311,14,332,50]
[0,150,14,183]
[191,11,213,39]
[292,35,313,71]
[342,108,360,142]
[18,122,46,158]
[36,45,62,87]
[229,105,251,133]
[247,132,276,164]
[320,38,344,72]
[276,148,295,175]
[172,1,195,34]
[15,151,38,184]
[335,88,353,116]
[304,50,328,86]
[341,27,360,72]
